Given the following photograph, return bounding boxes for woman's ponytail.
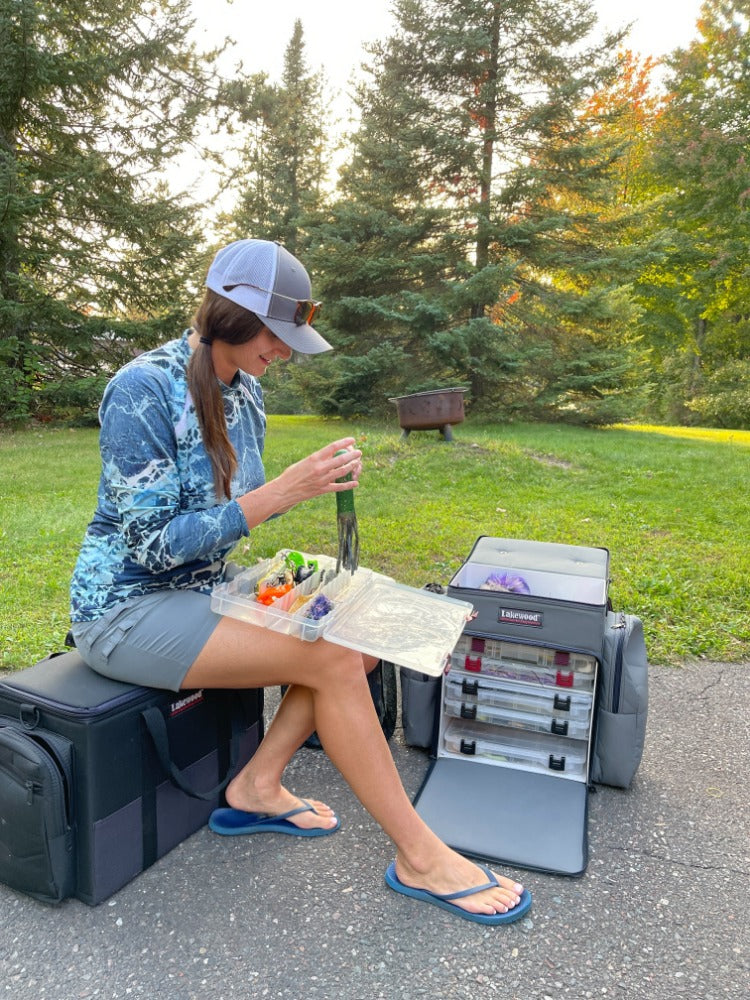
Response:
[188,290,265,500]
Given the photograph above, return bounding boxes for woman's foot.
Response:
[224,777,338,832]
[393,851,525,918]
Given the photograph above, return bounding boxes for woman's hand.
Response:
[272,438,362,513]
[236,438,362,528]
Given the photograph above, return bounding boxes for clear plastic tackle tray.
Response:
[443,694,590,740]
[453,634,597,673]
[442,718,588,779]
[449,652,595,691]
[210,551,473,677]
[444,673,592,722]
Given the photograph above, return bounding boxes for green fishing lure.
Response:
[334,449,360,573]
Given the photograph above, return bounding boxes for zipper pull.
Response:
[26,780,37,805]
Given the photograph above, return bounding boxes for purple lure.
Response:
[305,594,333,620]
[480,572,531,594]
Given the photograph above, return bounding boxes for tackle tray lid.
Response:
[321,576,473,676]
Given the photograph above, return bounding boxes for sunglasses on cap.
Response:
[223,283,322,327]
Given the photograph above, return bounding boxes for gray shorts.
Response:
[71,590,222,692]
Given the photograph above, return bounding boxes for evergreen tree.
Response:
[307,0,634,421]
[221,20,331,255]
[633,0,750,427]
[217,20,334,415]
[0,0,215,422]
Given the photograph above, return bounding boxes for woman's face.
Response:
[213,327,293,382]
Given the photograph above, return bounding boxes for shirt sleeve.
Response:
[98,366,249,574]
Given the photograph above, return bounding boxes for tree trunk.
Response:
[471,1,501,321]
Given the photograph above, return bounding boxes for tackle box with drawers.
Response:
[413,536,609,876]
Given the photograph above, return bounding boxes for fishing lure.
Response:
[256,582,294,606]
[479,572,531,595]
[304,594,334,620]
[334,448,360,574]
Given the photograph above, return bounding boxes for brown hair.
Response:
[188,289,266,500]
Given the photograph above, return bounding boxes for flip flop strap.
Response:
[254,799,316,826]
[435,863,499,901]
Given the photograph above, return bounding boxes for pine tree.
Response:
[221,20,331,255]
[307,0,635,421]
[0,0,215,421]
[633,0,750,426]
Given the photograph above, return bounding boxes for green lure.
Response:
[334,449,360,574]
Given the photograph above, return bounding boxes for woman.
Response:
[70,238,531,925]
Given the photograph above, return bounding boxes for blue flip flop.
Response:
[384,861,532,925]
[209,799,340,838]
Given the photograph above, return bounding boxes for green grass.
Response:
[1,418,748,670]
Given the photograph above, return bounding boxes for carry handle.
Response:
[141,700,244,802]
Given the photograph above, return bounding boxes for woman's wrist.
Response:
[236,479,289,530]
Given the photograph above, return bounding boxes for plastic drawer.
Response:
[444,672,592,721]
[450,651,595,691]
[442,719,588,779]
[443,694,590,740]
[454,634,597,673]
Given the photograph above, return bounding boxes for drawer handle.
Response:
[460,703,477,720]
[459,739,477,756]
[461,679,479,696]
[548,754,566,771]
[553,694,571,712]
[551,718,569,736]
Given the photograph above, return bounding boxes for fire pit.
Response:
[389,388,468,441]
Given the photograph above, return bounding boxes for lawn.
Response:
[1,418,747,669]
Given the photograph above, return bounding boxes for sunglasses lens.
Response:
[295,301,321,326]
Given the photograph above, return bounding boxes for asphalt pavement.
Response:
[1,659,748,1000]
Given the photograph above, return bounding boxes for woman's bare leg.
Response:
[183,619,525,917]
[201,655,380,832]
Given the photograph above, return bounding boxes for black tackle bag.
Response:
[0,651,263,905]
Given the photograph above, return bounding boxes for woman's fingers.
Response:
[320,439,361,485]
[277,440,362,503]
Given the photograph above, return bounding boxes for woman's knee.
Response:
[309,643,369,692]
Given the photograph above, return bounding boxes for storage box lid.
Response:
[467,536,609,579]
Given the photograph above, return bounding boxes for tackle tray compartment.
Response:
[445,672,593,721]
[453,634,597,676]
[210,550,473,677]
[443,689,590,740]
[443,695,590,740]
[442,718,589,780]
[451,646,596,692]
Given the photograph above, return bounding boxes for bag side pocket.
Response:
[591,707,645,789]
[593,613,649,788]
[0,722,76,904]
[400,669,440,748]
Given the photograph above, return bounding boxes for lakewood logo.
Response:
[169,690,205,716]
[498,607,543,627]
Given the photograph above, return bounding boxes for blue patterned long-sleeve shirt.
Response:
[70,331,266,622]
